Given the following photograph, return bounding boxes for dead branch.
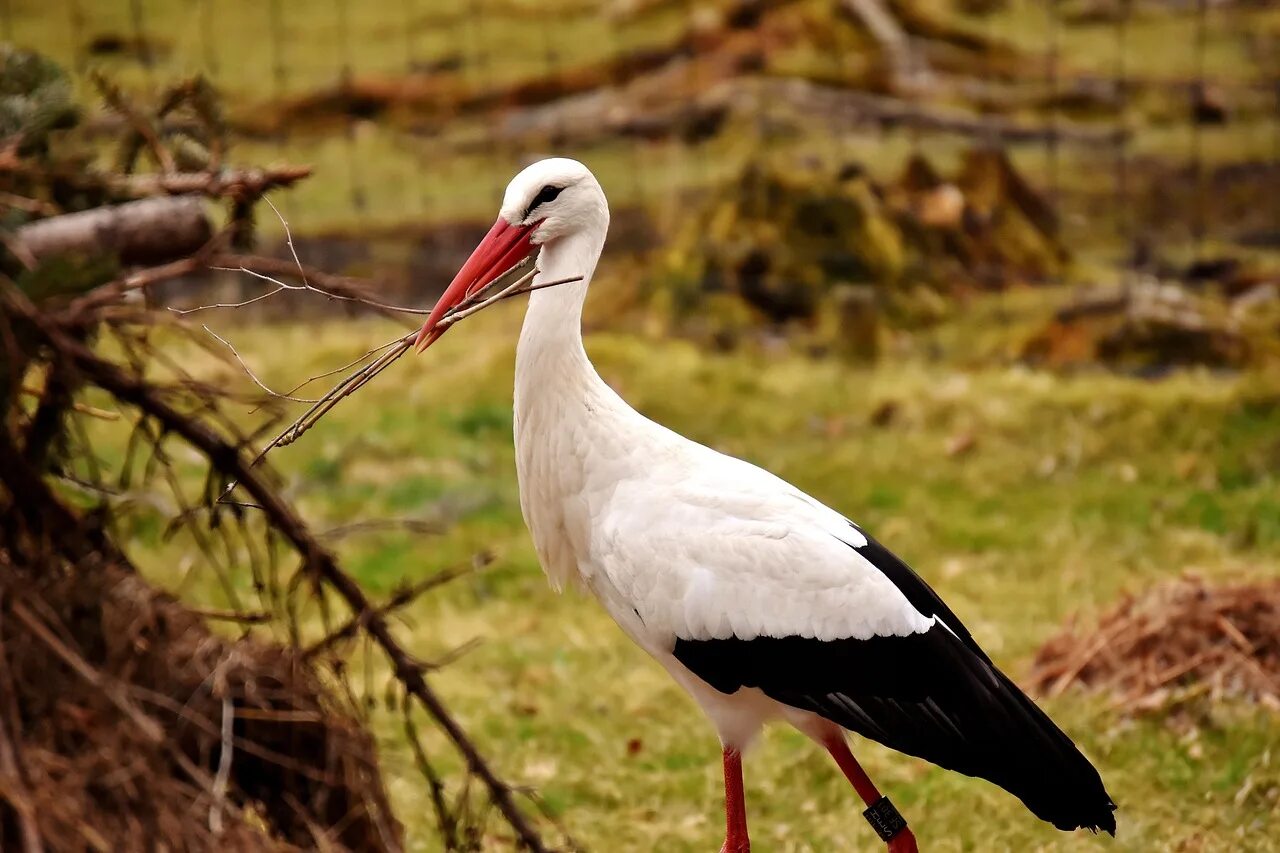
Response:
[122,166,313,199]
[65,252,214,315]
[8,293,555,853]
[2,59,438,850]
[0,159,311,203]
[13,196,212,266]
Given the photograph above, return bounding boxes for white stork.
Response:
[414,158,1116,852]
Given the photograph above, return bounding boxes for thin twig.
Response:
[281,337,404,397]
[11,601,164,744]
[263,196,308,288]
[208,695,234,835]
[202,325,322,403]
[303,555,486,661]
[169,286,287,315]
[210,260,433,316]
[188,607,272,625]
[403,700,460,851]
[0,639,43,853]
[319,516,450,541]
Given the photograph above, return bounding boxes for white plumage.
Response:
[416,158,1115,853]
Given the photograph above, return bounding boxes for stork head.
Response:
[414,158,606,351]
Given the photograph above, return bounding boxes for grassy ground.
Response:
[88,288,1280,852]
[13,2,1280,847]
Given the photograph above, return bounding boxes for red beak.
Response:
[413,217,540,352]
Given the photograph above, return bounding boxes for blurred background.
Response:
[9,0,1280,344]
[3,1,1280,851]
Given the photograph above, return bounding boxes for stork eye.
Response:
[524,184,563,220]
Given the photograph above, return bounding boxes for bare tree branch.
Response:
[7,296,556,852]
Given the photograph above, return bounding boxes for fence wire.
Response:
[4,0,1278,277]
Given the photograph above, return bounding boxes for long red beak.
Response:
[413,217,539,352]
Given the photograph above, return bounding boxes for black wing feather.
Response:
[672,533,1117,835]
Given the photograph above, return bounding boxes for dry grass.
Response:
[1031,575,1280,715]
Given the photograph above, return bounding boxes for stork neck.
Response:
[517,225,602,363]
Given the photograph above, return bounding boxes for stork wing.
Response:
[593,455,1116,835]
[593,459,962,646]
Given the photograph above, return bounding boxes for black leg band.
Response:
[863,796,908,842]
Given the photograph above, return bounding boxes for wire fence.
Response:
[6,0,1280,284]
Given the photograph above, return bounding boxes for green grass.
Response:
[85,289,1280,851]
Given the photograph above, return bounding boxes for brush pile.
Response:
[1,50,565,851]
[1023,272,1280,372]
[655,147,1065,348]
[0,559,399,851]
[1029,575,1280,714]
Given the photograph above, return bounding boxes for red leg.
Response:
[720,747,750,853]
[824,735,919,853]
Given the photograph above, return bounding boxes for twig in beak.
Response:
[218,266,583,501]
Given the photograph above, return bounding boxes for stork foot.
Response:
[887,828,919,853]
